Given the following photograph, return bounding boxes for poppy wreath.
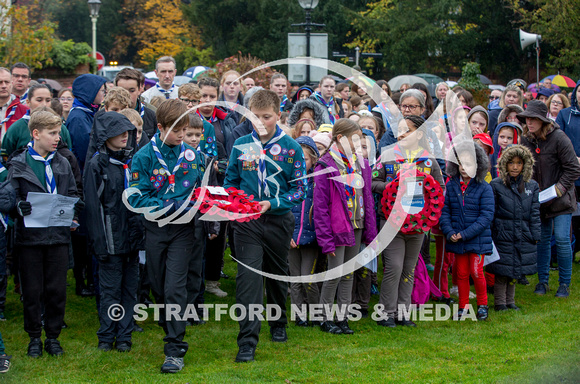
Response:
[381,170,444,233]
[192,187,262,222]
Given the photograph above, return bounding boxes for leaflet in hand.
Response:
[24,192,79,228]
[538,185,557,204]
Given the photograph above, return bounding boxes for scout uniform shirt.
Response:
[224,126,306,215]
[128,133,204,209]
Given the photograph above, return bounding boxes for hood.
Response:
[497,104,524,125]
[295,135,320,158]
[497,144,535,184]
[467,105,489,126]
[571,80,580,115]
[361,128,378,154]
[72,74,108,107]
[287,98,328,128]
[93,111,136,150]
[291,86,314,103]
[487,98,502,111]
[446,141,489,183]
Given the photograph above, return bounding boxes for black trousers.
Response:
[144,220,196,358]
[205,222,228,281]
[19,244,68,339]
[97,253,139,343]
[233,212,294,348]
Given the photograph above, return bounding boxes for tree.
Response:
[0,3,57,70]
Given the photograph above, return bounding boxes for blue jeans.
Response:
[538,214,572,286]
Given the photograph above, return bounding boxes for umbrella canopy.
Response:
[173,76,193,86]
[144,71,157,79]
[36,78,63,92]
[457,74,492,85]
[388,75,428,92]
[413,73,445,85]
[183,66,209,78]
[543,74,576,88]
[488,84,505,91]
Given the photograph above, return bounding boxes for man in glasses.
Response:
[10,63,31,103]
[487,89,502,108]
[115,67,157,140]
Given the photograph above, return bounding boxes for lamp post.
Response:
[88,0,101,74]
[293,0,324,85]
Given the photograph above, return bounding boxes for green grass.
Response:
[1,250,580,384]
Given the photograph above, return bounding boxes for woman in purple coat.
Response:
[313,119,377,335]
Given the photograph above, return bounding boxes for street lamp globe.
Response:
[88,0,101,18]
[297,0,319,10]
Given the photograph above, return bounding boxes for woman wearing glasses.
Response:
[546,93,570,121]
[57,89,74,122]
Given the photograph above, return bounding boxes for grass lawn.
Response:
[1,249,579,384]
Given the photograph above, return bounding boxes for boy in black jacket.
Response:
[8,111,81,357]
[84,112,140,352]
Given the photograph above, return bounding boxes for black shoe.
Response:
[98,341,113,351]
[309,320,321,327]
[534,282,549,295]
[494,305,508,311]
[188,319,206,326]
[220,270,230,279]
[44,338,64,356]
[476,305,489,321]
[27,338,43,358]
[62,321,68,329]
[395,318,417,327]
[115,341,132,352]
[133,324,144,333]
[506,304,520,310]
[518,276,530,285]
[295,318,309,327]
[455,308,464,321]
[555,284,570,298]
[235,344,256,363]
[376,317,396,328]
[320,320,343,334]
[270,326,287,342]
[444,297,455,306]
[335,320,354,334]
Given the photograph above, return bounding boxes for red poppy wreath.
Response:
[380,170,443,233]
[192,187,262,222]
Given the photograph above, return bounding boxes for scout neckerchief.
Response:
[155,82,175,99]
[280,95,288,112]
[313,92,339,124]
[137,102,145,118]
[1,104,17,125]
[22,109,30,121]
[151,133,185,193]
[20,89,28,102]
[27,141,57,194]
[329,144,359,204]
[196,108,218,123]
[69,98,95,116]
[108,157,132,189]
[251,125,285,198]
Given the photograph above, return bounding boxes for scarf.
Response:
[280,95,288,112]
[22,109,31,121]
[108,157,132,189]
[27,141,57,194]
[313,92,339,124]
[151,134,185,193]
[1,104,17,125]
[155,82,175,99]
[250,126,285,198]
[197,108,217,123]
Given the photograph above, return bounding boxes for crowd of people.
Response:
[0,55,579,374]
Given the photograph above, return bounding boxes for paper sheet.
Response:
[483,242,500,266]
[24,192,79,228]
[539,185,558,204]
[206,186,229,196]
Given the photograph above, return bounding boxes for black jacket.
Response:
[83,112,141,257]
[141,102,158,140]
[487,145,541,279]
[0,180,16,275]
[8,150,78,246]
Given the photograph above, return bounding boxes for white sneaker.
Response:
[449,286,459,297]
[205,280,227,297]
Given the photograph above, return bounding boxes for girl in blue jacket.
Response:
[289,136,320,326]
[440,142,494,321]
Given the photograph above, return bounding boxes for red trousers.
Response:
[434,235,454,298]
[454,253,488,308]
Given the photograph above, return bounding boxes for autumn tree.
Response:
[0,2,57,70]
